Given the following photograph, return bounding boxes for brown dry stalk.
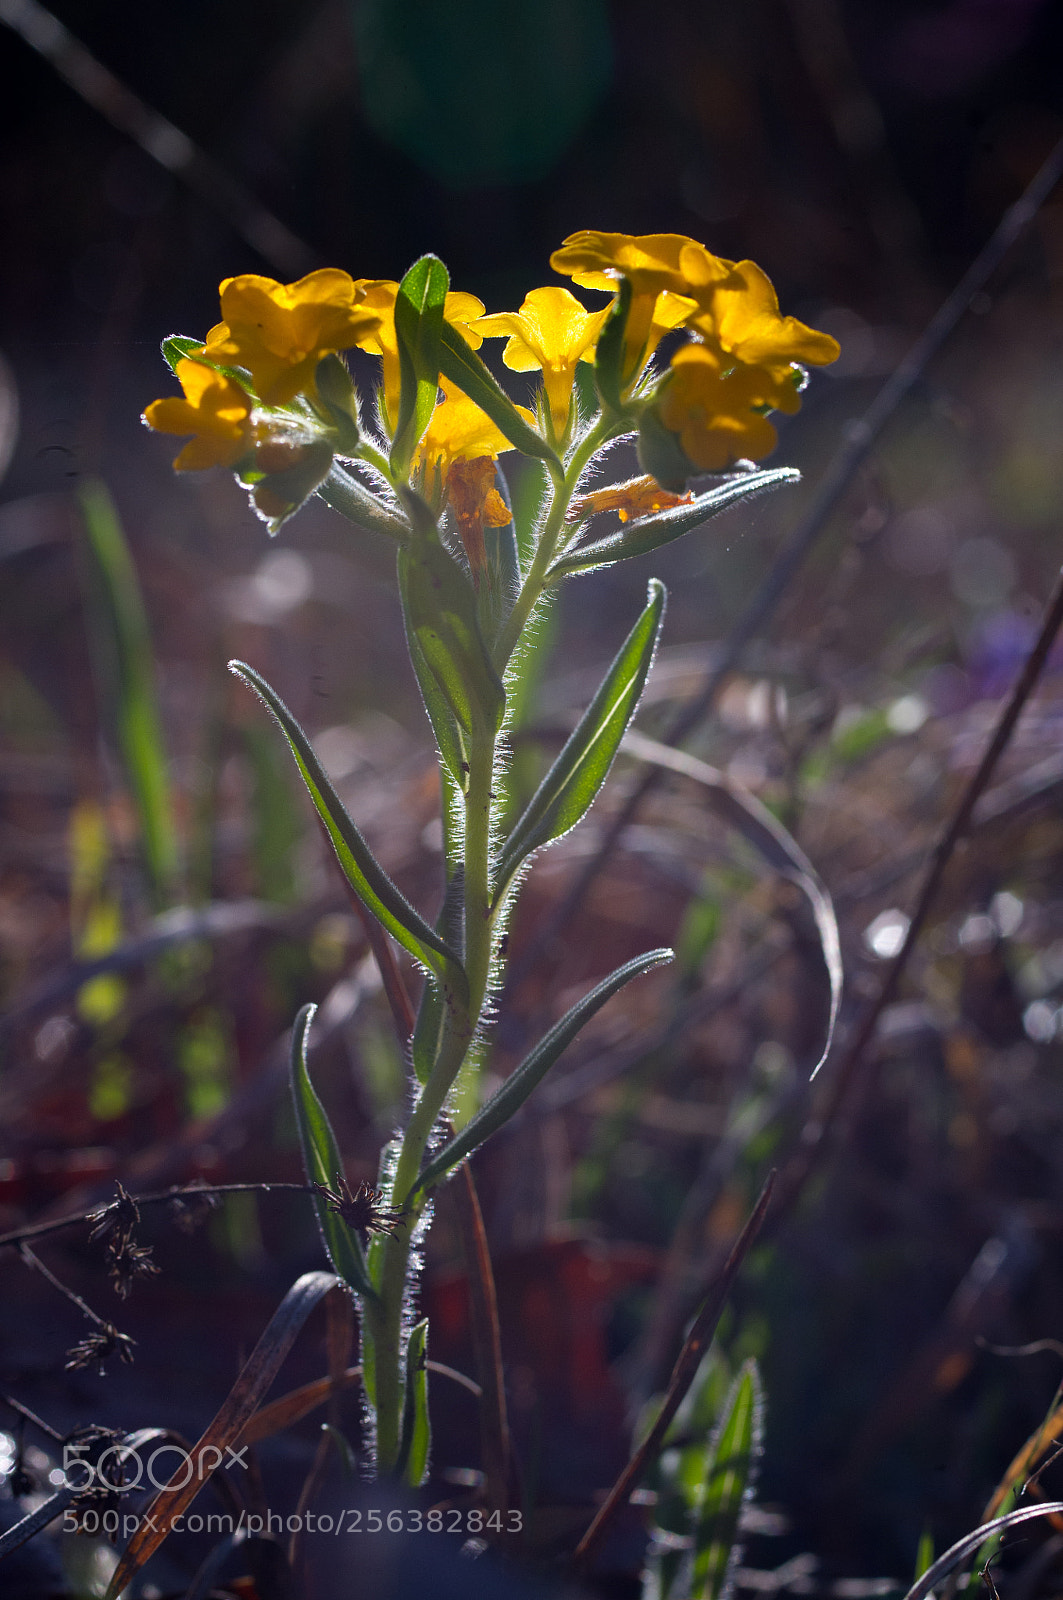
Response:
[574,1170,775,1569]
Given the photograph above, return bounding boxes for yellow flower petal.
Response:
[142,359,253,472]
[476,287,611,435]
[658,344,779,471]
[198,270,382,405]
[416,379,533,476]
[689,260,841,373]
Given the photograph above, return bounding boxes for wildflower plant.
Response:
[143,232,839,1479]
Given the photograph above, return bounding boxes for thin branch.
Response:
[0,1394,64,1443]
[776,563,1063,1214]
[450,1161,512,1513]
[19,1243,111,1330]
[0,1182,315,1252]
[573,1171,775,1569]
[0,0,314,274]
[506,132,1063,991]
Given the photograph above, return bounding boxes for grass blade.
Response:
[79,480,178,905]
[413,947,673,1194]
[104,1270,349,1599]
[902,1504,1063,1600]
[620,731,842,1079]
[690,1360,763,1600]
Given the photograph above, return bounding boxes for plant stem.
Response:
[492,415,620,672]
[370,717,498,1472]
[367,411,624,1471]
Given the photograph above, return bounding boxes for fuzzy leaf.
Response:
[438,320,560,468]
[413,947,673,1193]
[229,660,465,993]
[391,254,449,477]
[289,1005,375,1299]
[548,469,801,580]
[494,579,665,902]
[398,496,506,738]
[397,1319,431,1488]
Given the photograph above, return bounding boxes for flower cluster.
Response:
[143,232,838,545]
[549,230,840,472]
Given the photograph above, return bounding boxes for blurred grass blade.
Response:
[397,1318,430,1487]
[548,469,800,580]
[289,1004,375,1299]
[391,253,448,477]
[914,1527,935,1583]
[229,659,466,994]
[414,947,673,1194]
[621,731,842,1079]
[438,320,560,468]
[104,1270,348,1599]
[690,1359,763,1600]
[495,579,665,904]
[79,480,178,906]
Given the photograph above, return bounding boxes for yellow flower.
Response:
[686,259,840,382]
[415,381,534,583]
[657,344,780,471]
[143,358,253,471]
[475,287,612,438]
[197,269,383,406]
[415,379,532,478]
[550,230,728,383]
[351,281,487,434]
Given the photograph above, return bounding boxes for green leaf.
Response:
[592,275,630,414]
[79,481,178,907]
[438,321,561,469]
[398,499,506,738]
[914,1527,935,1584]
[160,335,255,397]
[413,947,673,1194]
[288,1004,375,1300]
[317,463,409,544]
[397,1319,430,1487]
[397,546,470,789]
[494,579,665,903]
[229,660,466,996]
[548,469,801,580]
[161,335,204,374]
[391,254,449,478]
[689,1359,763,1600]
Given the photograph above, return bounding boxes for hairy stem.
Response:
[370,719,497,1472]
